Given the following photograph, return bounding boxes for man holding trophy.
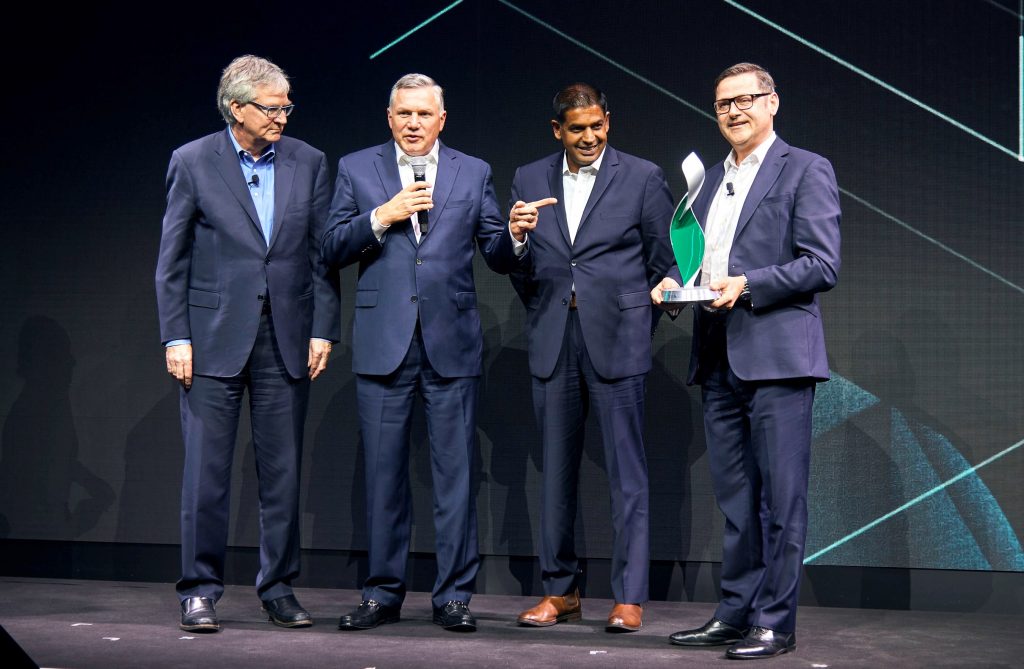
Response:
[654,62,841,659]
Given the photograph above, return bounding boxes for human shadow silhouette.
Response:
[0,316,114,539]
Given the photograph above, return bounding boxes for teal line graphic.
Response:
[804,437,1024,564]
[369,0,465,59]
[724,0,1024,162]
[495,0,1024,295]
[495,0,714,122]
[981,0,1023,19]
[840,188,1024,295]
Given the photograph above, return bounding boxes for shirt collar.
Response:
[725,131,776,171]
[562,146,606,176]
[227,127,275,164]
[395,140,440,166]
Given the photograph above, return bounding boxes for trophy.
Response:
[661,153,720,305]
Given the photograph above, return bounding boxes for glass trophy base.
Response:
[661,286,719,305]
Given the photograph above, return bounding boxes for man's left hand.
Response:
[308,339,332,379]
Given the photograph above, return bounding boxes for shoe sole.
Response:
[179,622,220,633]
[516,611,582,627]
[433,619,477,632]
[669,637,744,647]
[268,615,314,628]
[606,622,641,633]
[726,645,795,660]
[337,615,400,630]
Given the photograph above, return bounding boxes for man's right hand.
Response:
[651,277,680,308]
[375,181,434,227]
[166,343,193,389]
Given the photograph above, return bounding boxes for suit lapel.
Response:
[213,129,264,245]
[733,139,788,242]
[547,155,571,247]
[577,146,618,239]
[268,141,295,251]
[424,143,459,244]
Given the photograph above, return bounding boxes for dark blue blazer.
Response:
[510,146,676,380]
[155,129,341,379]
[687,137,841,383]
[321,141,518,378]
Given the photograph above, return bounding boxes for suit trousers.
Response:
[698,315,814,634]
[356,324,480,609]
[177,311,310,603]
[532,310,650,604]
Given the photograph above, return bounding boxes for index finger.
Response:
[526,197,558,209]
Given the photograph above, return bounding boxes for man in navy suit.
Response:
[156,55,340,632]
[323,74,520,632]
[655,63,841,659]
[509,83,675,633]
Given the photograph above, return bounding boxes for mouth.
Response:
[727,120,748,130]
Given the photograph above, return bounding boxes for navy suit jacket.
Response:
[510,146,675,380]
[155,129,341,379]
[687,137,841,384]
[321,140,518,378]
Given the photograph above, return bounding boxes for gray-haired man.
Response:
[156,54,340,632]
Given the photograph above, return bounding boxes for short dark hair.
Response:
[714,62,776,95]
[552,83,608,123]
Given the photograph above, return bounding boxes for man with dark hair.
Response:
[156,55,340,632]
[323,73,521,632]
[508,82,675,632]
[654,62,841,659]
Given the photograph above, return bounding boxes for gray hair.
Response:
[714,62,776,95]
[388,73,445,112]
[217,55,290,125]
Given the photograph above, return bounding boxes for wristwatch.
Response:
[740,274,751,302]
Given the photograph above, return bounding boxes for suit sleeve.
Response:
[639,165,677,289]
[476,164,521,275]
[310,151,341,341]
[745,156,841,309]
[155,150,196,344]
[321,156,382,269]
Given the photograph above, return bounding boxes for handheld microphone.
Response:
[409,157,429,235]
[249,173,260,188]
[726,181,735,196]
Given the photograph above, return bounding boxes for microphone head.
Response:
[251,173,260,186]
[409,156,428,178]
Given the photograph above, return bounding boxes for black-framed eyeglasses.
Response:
[713,92,773,115]
[248,101,296,119]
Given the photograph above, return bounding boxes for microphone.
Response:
[248,173,260,188]
[726,181,735,196]
[409,157,429,235]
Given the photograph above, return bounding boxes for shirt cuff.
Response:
[165,339,191,347]
[370,208,390,241]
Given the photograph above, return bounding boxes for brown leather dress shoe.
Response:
[516,589,582,626]
[606,603,642,632]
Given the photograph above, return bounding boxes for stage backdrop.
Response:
[1,0,1022,582]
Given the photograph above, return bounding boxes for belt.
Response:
[569,292,577,310]
[260,297,272,315]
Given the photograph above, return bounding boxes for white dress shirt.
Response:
[701,132,777,284]
[561,149,606,244]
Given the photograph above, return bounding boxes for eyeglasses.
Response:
[713,92,773,115]
[247,101,296,119]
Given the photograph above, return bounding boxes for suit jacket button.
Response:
[410,296,418,303]
[562,298,568,305]
[570,260,577,267]
[416,258,423,265]
[265,259,270,265]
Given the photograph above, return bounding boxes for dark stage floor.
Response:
[1,577,1021,668]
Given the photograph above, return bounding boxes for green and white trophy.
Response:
[661,152,720,305]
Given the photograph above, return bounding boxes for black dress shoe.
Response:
[432,601,477,632]
[726,627,795,659]
[263,594,313,628]
[337,599,401,630]
[669,618,746,646]
[180,596,219,633]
